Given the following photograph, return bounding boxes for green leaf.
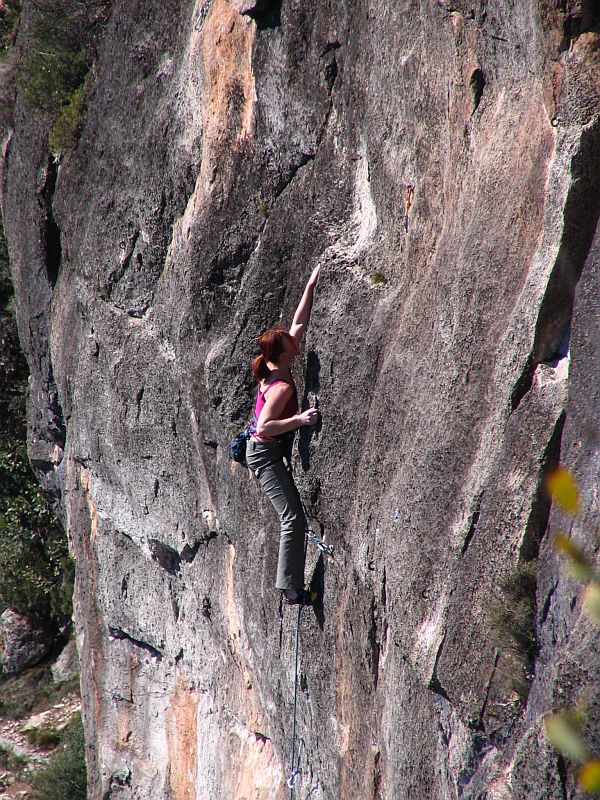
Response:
[554,534,596,582]
[545,712,589,764]
[584,583,600,625]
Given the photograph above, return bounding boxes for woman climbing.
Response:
[246,265,321,605]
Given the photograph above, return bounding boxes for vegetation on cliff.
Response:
[0,214,80,799]
[28,713,86,800]
[487,559,538,699]
[27,0,111,151]
[0,0,20,57]
[0,217,72,626]
[0,1,20,133]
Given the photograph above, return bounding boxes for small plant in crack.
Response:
[486,559,538,700]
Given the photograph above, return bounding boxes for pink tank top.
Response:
[250,379,298,440]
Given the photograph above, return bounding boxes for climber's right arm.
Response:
[289,265,320,345]
[256,384,318,437]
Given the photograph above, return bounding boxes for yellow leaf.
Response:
[578,760,600,793]
[584,584,600,625]
[545,712,589,764]
[554,534,595,582]
[546,467,581,515]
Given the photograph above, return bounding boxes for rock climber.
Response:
[246,265,321,605]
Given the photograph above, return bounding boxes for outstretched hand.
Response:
[307,265,321,288]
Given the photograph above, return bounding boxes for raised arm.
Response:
[289,265,320,345]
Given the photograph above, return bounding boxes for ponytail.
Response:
[251,354,270,382]
[251,326,291,382]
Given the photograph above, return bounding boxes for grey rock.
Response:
[51,638,79,684]
[0,609,54,675]
[2,0,600,798]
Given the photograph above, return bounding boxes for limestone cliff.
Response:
[2,0,600,797]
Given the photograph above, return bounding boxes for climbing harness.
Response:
[404,183,415,233]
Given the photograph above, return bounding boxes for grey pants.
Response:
[246,437,306,591]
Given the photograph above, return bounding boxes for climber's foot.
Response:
[282,588,313,606]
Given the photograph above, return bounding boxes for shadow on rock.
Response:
[299,351,321,472]
[309,554,325,630]
[240,0,282,29]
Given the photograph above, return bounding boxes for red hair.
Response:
[251,326,294,382]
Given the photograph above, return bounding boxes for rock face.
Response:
[2,0,600,797]
[50,637,79,684]
[0,609,54,674]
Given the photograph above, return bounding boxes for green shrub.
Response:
[487,559,538,697]
[0,444,73,621]
[0,273,27,438]
[0,214,73,624]
[20,43,86,114]
[26,725,61,748]
[0,1,21,59]
[0,217,27,430]
[370,270,386,285]
[48,83,84,153]
[19,0,96,112]
[0,216,12,306]
[19,0,111,150]
[29,714,86,800]
[0,741,27,776]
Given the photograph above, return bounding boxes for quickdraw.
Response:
[301,500,334,557]
[404,183,415,232]
[194,0,211,31]
[305,524,334,556]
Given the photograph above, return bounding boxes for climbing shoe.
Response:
[282,588,314,606]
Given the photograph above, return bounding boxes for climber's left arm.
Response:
[289,265,320,345]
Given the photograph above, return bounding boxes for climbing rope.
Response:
[286,511,318,796]
[287,603,303,797]
[285,494,332,793]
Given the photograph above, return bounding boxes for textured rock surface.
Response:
[50,637,79,684]
[2,0,600,798]
[0,609,54,674]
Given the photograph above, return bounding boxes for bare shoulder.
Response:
[263,380,293,400]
